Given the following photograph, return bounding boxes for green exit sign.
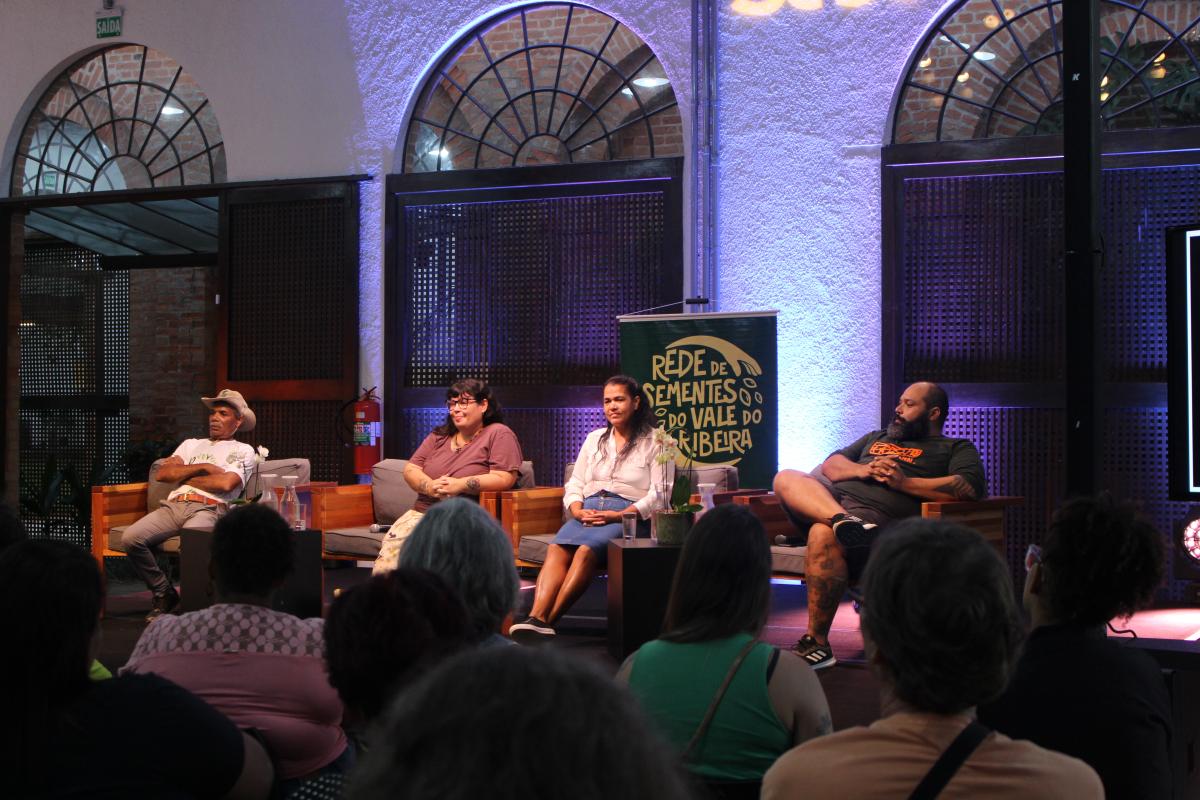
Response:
[95,9,123,39]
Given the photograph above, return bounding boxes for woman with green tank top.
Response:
[618,504,832,785]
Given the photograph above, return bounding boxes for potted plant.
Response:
[652,426,702,545]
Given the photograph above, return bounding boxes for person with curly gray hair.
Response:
[348,647,693,800]
[763,518,1102,799]
[399,497,520,646]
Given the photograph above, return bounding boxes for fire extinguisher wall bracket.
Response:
[352,387,382,474]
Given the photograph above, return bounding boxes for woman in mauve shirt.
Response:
[373,378,523,574]
[510,375,664,640]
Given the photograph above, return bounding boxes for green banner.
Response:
[620,311,778,489]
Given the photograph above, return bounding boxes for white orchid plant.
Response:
[232,445,270,504]
[653,425,701,514]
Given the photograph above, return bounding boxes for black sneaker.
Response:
[792,634,837,670]
[146,587,180,622]
[509,616,555,643]
[831,513,877,549]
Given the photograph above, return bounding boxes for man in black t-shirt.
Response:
[773,382,987,670]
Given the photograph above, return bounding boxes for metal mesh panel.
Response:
[227,198,347,381]
[103,269,129,395]
[1101,406,1191,601]
[239,400,346,483]
[404,192,663,386]
[1102,165,1200,381]
[18,408,96,546]
[902,172,1064,382]
[20,243,101,396]
[103,410,131,484]
[396,406,605,489]
[943,407,1063,583]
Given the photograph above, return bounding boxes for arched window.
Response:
[12,44,225,195]
[403,2,682,171]
[893,0,1200,143]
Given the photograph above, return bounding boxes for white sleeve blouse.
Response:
[562,428,669,520]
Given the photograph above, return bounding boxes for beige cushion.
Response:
[771,545,807,575]
[247,458,310,498]
[323,526,383,559]
[518,534,556,564]
[371,460,416,525]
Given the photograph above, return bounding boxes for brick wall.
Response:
[15,44,224,195]
[127,266,216,446]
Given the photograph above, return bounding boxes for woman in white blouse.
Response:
[509,375,663,640]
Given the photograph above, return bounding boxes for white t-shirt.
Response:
[562,428,668,519]
[166,438,255,504]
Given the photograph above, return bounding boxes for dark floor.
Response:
[99,565,883,730]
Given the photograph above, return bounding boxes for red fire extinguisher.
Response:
[353,387,381,474]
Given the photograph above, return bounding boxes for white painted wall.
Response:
[716,0,943,469]
[0,0,948,470]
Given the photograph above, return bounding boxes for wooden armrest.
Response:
[91,482,151,564]
[480,490,500,520]
[309,484,375,531]
[920,496,1024,514]
[922,497,1020,554]
[732,494,795,544]
[498,487,566,553]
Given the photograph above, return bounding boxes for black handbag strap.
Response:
[907,720,990,800]
[681,637,759,762]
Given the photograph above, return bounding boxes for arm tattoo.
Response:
[816,712,834,737]
[419,479,429,493]
[933,475,976,499]
[466,477,481,493]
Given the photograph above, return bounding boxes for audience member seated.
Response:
[619,504,831,786]
[348,647,693,800]
[978,494,1171,799]
[0,538,273,798]
[373,378,523,574]
[771,382,986,669]
[762,518,1103,799]
[124,504,348,786]
[324,567,470,748]
[510,375,663,640]
[398,497,519,646]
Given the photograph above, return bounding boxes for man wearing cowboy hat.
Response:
[121,390,257,621]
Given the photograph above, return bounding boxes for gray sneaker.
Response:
[509,616,555,642]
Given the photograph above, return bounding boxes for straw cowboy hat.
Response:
[201,389,256,432]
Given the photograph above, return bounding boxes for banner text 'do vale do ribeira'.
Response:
[620,312,777,489]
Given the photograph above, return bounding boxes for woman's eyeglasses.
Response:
[1024,543,1043,573]
[446,397,478,410]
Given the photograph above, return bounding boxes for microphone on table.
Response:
[774,534,806,547]
[369,523,386,533]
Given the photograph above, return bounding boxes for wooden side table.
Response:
[607,539,683,659]
[179,528,324,618]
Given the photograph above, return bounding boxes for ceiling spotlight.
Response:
[973,50,996,62]
[1155,52,1167,63]
[1003,7,1015,19]
[621,87,634,97]
[161,104,184,116]
[1100,91,1110,102]
[1101,74,1109,87]
[919,57,933,69]
[1150,66,1167,80]
[983,14,1000,28]
[956,71,971,83]
[632,76,669,88]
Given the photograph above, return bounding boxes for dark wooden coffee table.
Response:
[606,538,683,659]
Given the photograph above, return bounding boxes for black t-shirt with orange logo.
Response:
[829,430,987,521]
